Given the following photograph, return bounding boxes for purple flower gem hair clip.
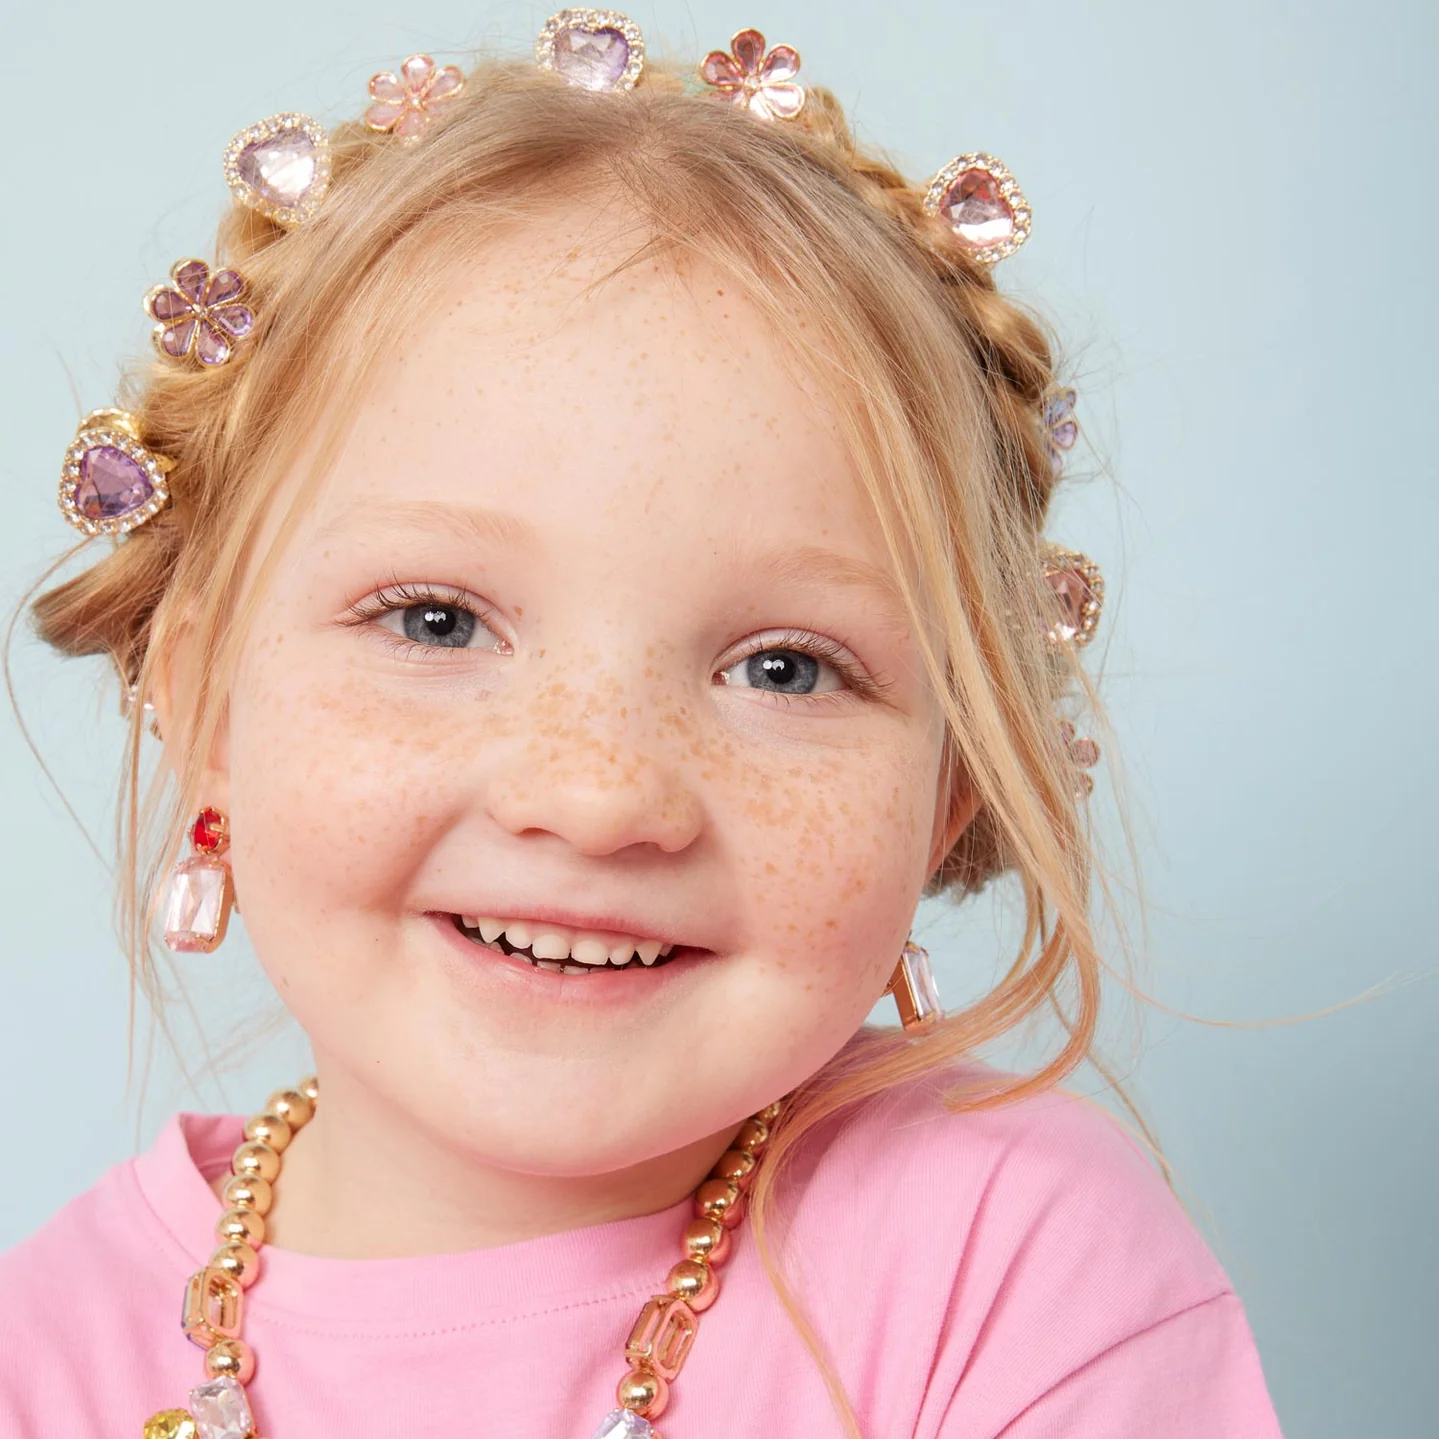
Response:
[365,54,465,141]
[700,29,806,121]
[1044,387,1079,476]
[144,259,255,368]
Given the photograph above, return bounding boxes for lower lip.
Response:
[427,912,709,1008]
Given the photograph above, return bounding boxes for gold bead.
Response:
[298,1073,320,1104]
[709,1147,757,1191]
[266,1088,314,1130]
[221,1173,272,1215]
[666,1258,719,1312]
[681,1216,731,1265]
[203,1336,255,1383]
[694,1178,744,1229]
[244,1110,293,1152]
[732,1117,770,1156]
[216,1206,265,1249]
[143,1409,197,1439]
[232,1140,280,1182]
[211,1241,260,1288]
[755,1099,784,1125]
[616,1366,669,1418]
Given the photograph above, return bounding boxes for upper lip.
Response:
[425,902,705,950]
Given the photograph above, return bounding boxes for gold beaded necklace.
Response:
[142,1075,783,1439]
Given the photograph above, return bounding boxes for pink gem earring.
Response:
[885,941,941,1032]
[163,808,235,953]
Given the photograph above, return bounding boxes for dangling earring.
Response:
[884,940,941,1032]
[163,808,235,952]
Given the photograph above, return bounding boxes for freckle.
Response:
[514,605,523,616]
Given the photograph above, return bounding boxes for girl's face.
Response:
[208,212,961,1174]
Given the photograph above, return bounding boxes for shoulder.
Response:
[780,1051,1247,1406]
[807,1053,1229,1290]
[0,1115,215,1430]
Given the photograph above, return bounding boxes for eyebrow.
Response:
[313,500,533,550]
[748,545,911,632]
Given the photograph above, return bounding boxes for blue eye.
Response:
[720,646,842,695]
[363,587,508,653]
[400,603,475,648]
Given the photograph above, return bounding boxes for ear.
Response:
[927,749,982,878]
[149,624,232,812]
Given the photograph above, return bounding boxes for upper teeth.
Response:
[459,917,673,967]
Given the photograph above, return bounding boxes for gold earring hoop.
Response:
[885,941,941,1032]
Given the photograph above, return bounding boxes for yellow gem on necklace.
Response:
[142,1411,197,1439]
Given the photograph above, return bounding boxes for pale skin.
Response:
[169,210,977,1258]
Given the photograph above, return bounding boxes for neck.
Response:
[214,1065,737,1258]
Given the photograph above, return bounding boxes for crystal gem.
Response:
[903,943,941,1023]
[940,168,1015,249]
[150,288,194,322]
[192,807,227,854]
[174,260,210,303]
[75,445,153,520]
[588,1411,655,1439]
[213,305,255,339]
[195,324,231,367]
[552,25,630,90]
[164,856,231,952]
[237,130,319,208]
[187,1377,253,1439]
[205,270,245,307]
[1047,568,1093,642]
[143,1412,197,1439]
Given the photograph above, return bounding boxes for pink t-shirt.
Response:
[0,1066,1283,1437]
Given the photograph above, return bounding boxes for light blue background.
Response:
[1,3,1433,1434]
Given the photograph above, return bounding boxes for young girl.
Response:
[2,14,1284,1438]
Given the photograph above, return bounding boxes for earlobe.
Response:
[148,628,232,805]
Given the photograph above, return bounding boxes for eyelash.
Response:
[721,628,889,704]
[342,589,887,700]
[343,582,505,658]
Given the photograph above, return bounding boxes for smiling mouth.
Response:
[451,914,687,974]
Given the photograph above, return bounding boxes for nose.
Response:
[485,724,704,858]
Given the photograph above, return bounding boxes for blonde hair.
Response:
[31,59,1133,1436]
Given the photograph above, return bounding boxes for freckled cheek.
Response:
[719,741,937,979]
[224,649,456,909]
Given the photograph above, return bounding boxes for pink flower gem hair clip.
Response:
[365,54,465,141]
[700,29,806,121]
[144,259,254,368]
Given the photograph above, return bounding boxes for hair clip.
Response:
[700,29,806,120]
[365,54,465,141]
[143,259,254,367]
[59,409,173,538]
[535,9,645,92]
[223,112,332,227]
[1044,387,1078,476]
[1058,719,1101,798]
[1041,544,1104,650]
[922,153,1031,264]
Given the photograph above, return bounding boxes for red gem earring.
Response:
[162,808,235,952]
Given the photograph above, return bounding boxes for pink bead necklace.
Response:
[142,1075,784,1439]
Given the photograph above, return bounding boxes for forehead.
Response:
[301,209,890,568]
